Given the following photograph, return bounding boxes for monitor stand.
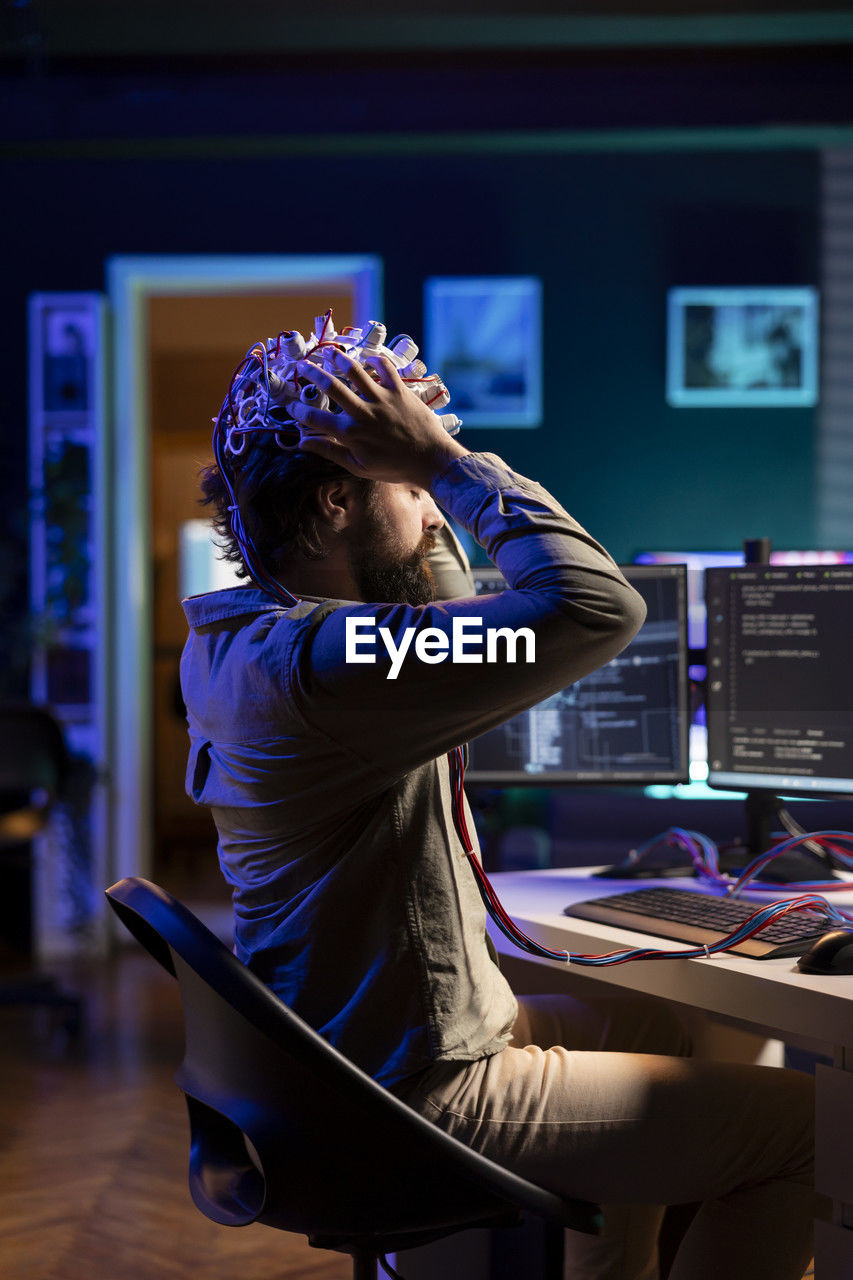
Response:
[719,538,838,884]
[718,791,838,883]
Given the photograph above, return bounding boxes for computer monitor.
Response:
[706,564,853,797]
[635,550,853,651]
[634,552,743,651]
[465,564,689,785]
[179,519,243,599]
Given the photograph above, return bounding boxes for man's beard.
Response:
[348,505,437,606]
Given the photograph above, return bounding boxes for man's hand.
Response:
[290,353,468,489]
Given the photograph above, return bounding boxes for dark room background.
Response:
[4,24,843,698]
[1,5,851,896]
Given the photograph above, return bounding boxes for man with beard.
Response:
[180,345,819,1280]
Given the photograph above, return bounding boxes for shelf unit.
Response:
[28,293,110,957]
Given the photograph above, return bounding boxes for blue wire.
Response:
[212,345,299,607]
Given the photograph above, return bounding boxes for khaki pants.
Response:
[393,993,818,1280]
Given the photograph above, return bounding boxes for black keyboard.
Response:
[564,886,828,959]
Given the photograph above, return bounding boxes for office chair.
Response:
[105,877,602,1280]
[0,703,82,1036]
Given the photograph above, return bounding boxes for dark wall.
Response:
[2,142,819,582]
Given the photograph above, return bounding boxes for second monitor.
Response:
[465,564,689,785]
[706,563,853,797]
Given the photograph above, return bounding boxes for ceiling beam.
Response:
[6,7,853,60]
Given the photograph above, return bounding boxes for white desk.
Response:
[487,868,853,1278]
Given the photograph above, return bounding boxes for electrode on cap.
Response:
[422,383,451,411]
[226,426,248,455]
[215,307,462,460]
[320,345,351,373]
[274,425,301,450]
[280,331,306,360]
[360,321,387,350]
[389,335,419,366]
[402,374,452,412]
[315,314,338,343]
[400,358,427,380]
[300,384,330,412]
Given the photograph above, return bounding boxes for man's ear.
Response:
[315,478,359,531]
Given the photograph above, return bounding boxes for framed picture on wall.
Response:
[666,286,819,408]
[424,276,543,427]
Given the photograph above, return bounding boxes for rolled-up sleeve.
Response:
[285,452,646,779]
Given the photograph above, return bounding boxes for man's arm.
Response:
[287,354,645,778]
[287,450,643,776]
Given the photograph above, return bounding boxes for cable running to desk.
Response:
[449,750,853,967]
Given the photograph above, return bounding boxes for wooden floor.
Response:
[0,941,817,1280]
[0,946,350,1280]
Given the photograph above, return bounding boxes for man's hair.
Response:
[200,434,372,578]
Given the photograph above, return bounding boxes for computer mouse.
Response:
[796,930,853,975]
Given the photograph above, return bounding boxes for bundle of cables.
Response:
[447,747,853,966]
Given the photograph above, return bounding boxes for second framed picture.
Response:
[424,276,543,428]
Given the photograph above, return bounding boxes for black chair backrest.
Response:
[105,878,599,1247]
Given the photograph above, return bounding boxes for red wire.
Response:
[450,744,840,966]
[467,850,570,959]
[447,747,570,957]
[317,309,334,346]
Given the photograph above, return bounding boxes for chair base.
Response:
[316,1214,568,1280]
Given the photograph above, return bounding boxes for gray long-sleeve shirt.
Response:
[180,452,646,1086]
